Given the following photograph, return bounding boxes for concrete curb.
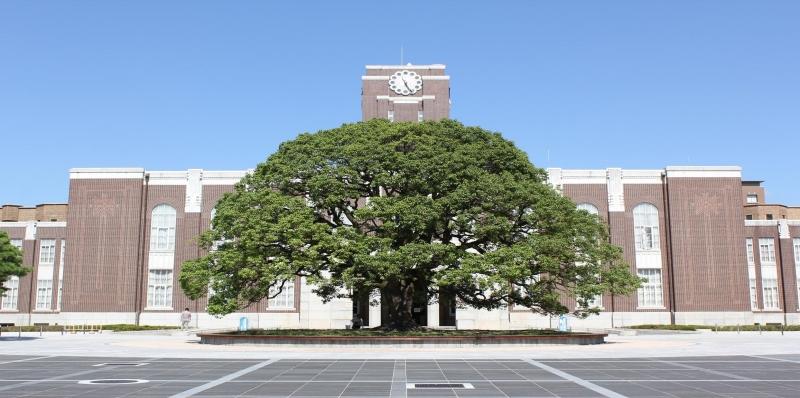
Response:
[197,332,608,346]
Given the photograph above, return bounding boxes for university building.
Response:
[2,64,800,329]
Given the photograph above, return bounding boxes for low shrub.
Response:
[629,324,800,332]
[233,328,571,337]
[628,324,699,331]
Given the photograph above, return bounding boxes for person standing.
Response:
[180,308,192,331]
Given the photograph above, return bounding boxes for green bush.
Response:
[234,328,571,337]
[628,324,700,331]
[629,324,800,332]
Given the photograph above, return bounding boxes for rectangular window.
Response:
[759,238,776,264]
[10,239,23,251]
[417,111,424,122]
[387,110,394,122]
[150,226,175,251]
[762,277,779,310]
[268,280,295,309]
[587,295,603,309]
[746,194,758,204]
[35,279,53,310]
[749,277,758,310]
[766,214,773,220]
[1,276,19,310]
[635,226,660,251]
[746,238,755,265]
[39,239,56,264]
[57,241,65,310]
[147,269,173,309]
[637,269,664,308]
[746,215,753,220]
[794,238,800,309]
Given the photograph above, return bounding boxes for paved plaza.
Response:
[3,355,800,397]
[2,332,800,397]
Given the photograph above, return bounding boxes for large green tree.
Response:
[180,120,640,329]
[0,231,27,293]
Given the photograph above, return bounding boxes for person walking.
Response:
[180,308,192,331]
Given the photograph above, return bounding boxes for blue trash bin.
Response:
[239,317,249,332]
[558,315,569,332]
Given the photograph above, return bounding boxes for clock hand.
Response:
[402,78,411,91]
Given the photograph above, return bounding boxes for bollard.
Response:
[40,325,42,337]
[781,324,784,336]
[18,326,21,339]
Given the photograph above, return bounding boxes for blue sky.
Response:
[1,1,798,206]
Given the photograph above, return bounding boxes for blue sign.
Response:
[239,317,249,332]
[558,315,569,332]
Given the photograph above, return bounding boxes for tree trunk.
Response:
[381,280,417,330]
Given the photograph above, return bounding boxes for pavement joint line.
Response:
[465,359,509,398]
[337,359,368,398]
[0,355,55,365]
[649,359,754,381]
[522,358,628,398]
[389,360,407,398]
[168,358,278,398]
[747,355,800,364]
[0,356,161,393]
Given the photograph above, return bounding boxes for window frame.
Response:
[636,268,664,309]
[146,269,174,310]
[267,279,297,310]
[633,203,661,252]
[35,279,53,311]
[758,238,776,265]
[1,276,20,311]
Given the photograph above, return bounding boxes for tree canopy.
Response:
[0,231,27,293]
[180,119,640,329]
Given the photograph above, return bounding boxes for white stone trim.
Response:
[622,170,664,184]
[363,75,450,81]
[745,220,779,227]
[665,166,742,178]
[560,169,607,185]
[69,168,145,180]
[35,221,66,228]
[147,171,188,185]
[607,168,625,212]
[0,221,31,228]
[375,95,435,102]
[787,220,800,227]
[202,170,249,186]
[365,64,446,70]
[779,220,790,239]
[185,169,203,213]
[545,168,563,193]
[25,222,36,240]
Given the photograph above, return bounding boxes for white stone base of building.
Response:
[0,305,791,329]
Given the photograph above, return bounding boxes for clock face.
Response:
[389,70,423,95]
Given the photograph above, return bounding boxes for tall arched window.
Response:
[633,203,660,251]
[147,204,176,309]
[633,203,663,308]
[150,204,176,252]
[576,203,599,216]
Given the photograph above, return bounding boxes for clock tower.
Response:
[361,64,450,122]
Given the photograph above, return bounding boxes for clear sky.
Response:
[1,1,798,206]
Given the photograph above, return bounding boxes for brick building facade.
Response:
[2,64,799,328]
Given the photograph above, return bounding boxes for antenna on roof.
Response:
[400,45,404,65]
